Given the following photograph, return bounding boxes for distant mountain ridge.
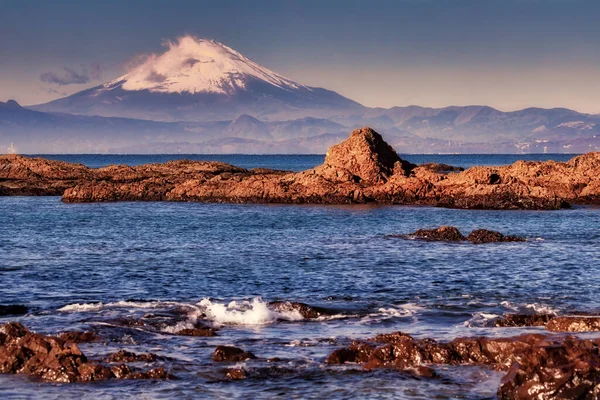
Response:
[2,36,599,154]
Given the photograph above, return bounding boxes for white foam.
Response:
[197,297,304,326]
[58,302,104,312]
[57,300,189,313]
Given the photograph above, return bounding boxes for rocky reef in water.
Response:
[2,127,600,209]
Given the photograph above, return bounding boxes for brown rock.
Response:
[493,314,554,327]
[0,322,175,382]
[212,346,256,362]
[225,368,247,380]
[546,316,600,332]
[3,127,600,210]
[411,226,466,242]
[126,367,176,380]
[467,229,526,243]
[176,327,218,337]
[325,342,375,365]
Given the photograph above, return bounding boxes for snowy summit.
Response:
[106,36,305,95]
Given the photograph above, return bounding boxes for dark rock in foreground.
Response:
[546,316,600,332]
[0,322,175,382]
[2,127,600,209]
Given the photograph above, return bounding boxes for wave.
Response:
[198,298,304,326]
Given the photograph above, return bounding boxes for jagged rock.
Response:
[211,346,256,362]
[546,316,600,332]
[318,127,415,183]
[467,229,526,243]
[410,226,466,242]
[0,322,174,382]
[0,305,28,317]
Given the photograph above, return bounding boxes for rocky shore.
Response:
[2,127,600,209]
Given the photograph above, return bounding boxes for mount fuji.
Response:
[32,36,363,122]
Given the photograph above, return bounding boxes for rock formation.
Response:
[326,331,600,398]
[396,226,525,243]
[0,322,175,382]
[2,127,600,209]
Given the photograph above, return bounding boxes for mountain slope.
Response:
[32,37,363,122]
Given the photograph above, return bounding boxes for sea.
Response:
[1,153,598,399]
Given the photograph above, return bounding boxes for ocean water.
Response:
[1,154,598,399]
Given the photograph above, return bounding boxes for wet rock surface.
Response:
[492,313,554,327]
[211,346,256,362]
[410,226,466,242]
[398,226,526,243]
[327,331,600,398]
[268,301,334,319]
[105,350,159,363]
[58,331,101,343]
[0,322,175,382]
[2,127,600,210]
[466,229,526,244]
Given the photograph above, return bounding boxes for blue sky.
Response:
[1,0,599,112]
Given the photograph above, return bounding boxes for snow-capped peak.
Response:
[106,36,304,95]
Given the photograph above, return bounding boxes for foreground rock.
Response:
[401,226,525,243]
[0,322,175,382]
[2,127,600,209]
[492,314,554,327]
[327,331,600,398]
[546,316,600,332]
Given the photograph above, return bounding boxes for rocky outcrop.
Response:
[0,322,175,382]
[58,331,100,344]
[327,331,600,398]
[175,327,218,337]
[105,350,158,363]
[3,127,600,210]
[399,226,525,243]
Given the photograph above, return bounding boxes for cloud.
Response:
[40,64,105,86]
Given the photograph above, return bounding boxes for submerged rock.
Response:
[211,346,256,362]
[0,305,28,317]
[466,229,526,243]
[225,368,247,380]
[59,331,101,343]
[176,327,218,337]
[268,301,333,319]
